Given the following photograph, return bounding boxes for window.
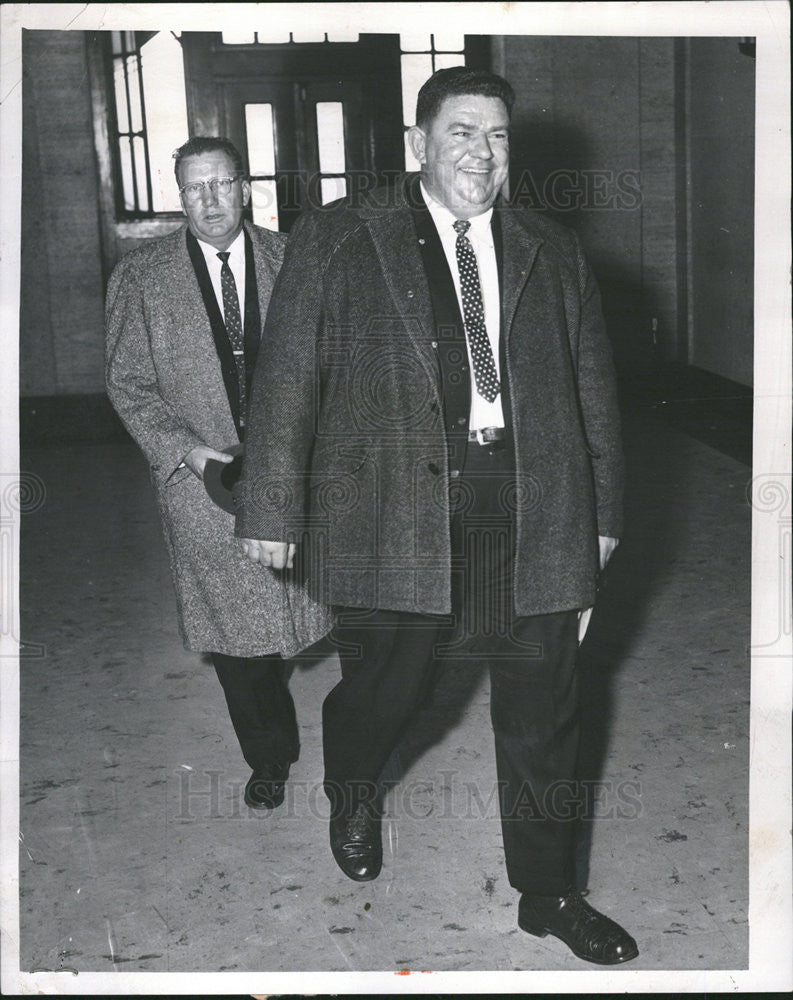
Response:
[315,102,347,205]
[104,30,478,222]
[109,30,188,215]
[221,29,360,44]
[399,33,466,169]
[244,103,279,230]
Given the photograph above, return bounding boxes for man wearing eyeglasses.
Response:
[105,137,331,813]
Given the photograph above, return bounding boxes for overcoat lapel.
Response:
[363,208,441,392]
[248,221,281,310]
[497,206,544,340]
[163,229,238,446]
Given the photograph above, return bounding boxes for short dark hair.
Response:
[172,136,245,184]
[415,67,515,127]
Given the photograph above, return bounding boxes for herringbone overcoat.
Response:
[236,179,624,617]
[105,221,333,655]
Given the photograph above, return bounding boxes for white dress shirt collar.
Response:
[195,227,246,269]
[194,229,246,322]
[419,181,494,246]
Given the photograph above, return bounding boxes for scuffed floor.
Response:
[18,404,749,973]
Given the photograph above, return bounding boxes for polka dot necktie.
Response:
[453,219,500,402]
[217,251,247,428]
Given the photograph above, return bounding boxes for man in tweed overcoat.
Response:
[106,137,331,811]
[237,70,637,963]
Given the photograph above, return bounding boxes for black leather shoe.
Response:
[329,804,382,881]
[518,888,638,965]
[244,763,290,809]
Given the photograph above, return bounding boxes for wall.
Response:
[497,34,754,387]
[687,38,754,386]
[20,30,106,395]
[19,31,754,401]
[497,35,684,376]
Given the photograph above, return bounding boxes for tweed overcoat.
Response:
[105,221,333,656]
[236,178,624,617]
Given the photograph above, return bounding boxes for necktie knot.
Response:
[453,219,471,237]
[217,251,231,265]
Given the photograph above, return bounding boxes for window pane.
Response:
[221,30,255,44]
[141,32,189,212]
[433,52,466,72]
[327,29,359,42]
[254,27,293,43]
[118,137,135,211]
[113,58,130,133]
[133,135,149,212]
[245,104,277,176]
[432,31,465,51]
[401,53,433,126]
[126,54,143,134]
[250,179,279,231]
[291,27,326,43]
[400,32,431,52]
[316,103,345,174]
[320,176,346,205]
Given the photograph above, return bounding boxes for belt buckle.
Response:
[472,426,503,445]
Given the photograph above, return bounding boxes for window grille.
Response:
[400,33,466,169]
[110,31,153,214]
[109,30,188,216]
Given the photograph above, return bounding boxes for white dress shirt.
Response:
[195,229,246,324]
[420,181,505,431]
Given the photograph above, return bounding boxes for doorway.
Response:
[181,33,404,230]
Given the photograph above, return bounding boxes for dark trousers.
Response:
[322,441,581,896]
[211,653,299,771]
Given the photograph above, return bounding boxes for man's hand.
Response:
[598,535,619,572]
[239,539,295,570]
[183,445,233,479]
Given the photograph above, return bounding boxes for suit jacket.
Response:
[236,177,624,617]
[105,221,333,656]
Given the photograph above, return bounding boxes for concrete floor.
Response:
[17,403,750,976]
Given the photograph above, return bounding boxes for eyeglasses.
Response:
[179,176,241,202]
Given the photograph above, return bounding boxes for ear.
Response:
[241,179,252,207]
[407,125,427,165]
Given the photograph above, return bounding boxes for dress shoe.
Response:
[244,763,290,809]
[329,804,382,881]
[518,888,638,965]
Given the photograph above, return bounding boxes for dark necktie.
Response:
[453,219,500,403]
[217,251,247,427]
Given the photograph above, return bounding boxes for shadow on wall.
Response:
[509,121,662,379]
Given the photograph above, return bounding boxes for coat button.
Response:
[450,469,461,478]
[407,289,415,298]
[456,416,466,425]
[431,340,438,349]
[428,462,440,475]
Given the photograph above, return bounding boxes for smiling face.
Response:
[178,150,251,250]
[408,93,510,218]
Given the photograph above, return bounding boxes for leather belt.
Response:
[468,426,506,448]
